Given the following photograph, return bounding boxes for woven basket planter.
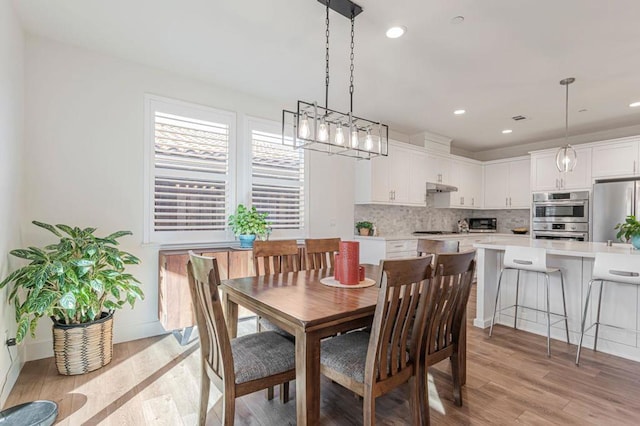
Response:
[52,311,114,376]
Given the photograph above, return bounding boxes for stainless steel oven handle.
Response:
[534,200,587,207]
[534,231,588,237]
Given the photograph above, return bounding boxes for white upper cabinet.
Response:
[530,146,592,191]
[483,157,530,209]
[591,138,640,178]
[425,152,451,184]
[434,157,483,208]
[355,141,426,206]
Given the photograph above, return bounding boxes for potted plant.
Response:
[615,215,640,249]
[0,221,143,375]
[229,204,270,248]
[356,221,374,236]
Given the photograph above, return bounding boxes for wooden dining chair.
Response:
[186,252,296,426]
[253,239,300,275]
[417,238,460,258]
[304,237,340,270]
[320,256,435,426]
[252,239,299,401]
[419,250,476,424]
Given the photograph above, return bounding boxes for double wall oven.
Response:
[532,191,589,241]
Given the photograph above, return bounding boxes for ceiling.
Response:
[12,0,640,152]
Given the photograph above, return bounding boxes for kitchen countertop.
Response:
[473,238,639,258]
[354,233,529,241]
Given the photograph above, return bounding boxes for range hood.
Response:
[426,182,458,193]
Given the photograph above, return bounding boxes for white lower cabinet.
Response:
[356,237,418,265]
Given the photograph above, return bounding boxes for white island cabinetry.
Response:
[355,236,418,265]
[474,238,640,362]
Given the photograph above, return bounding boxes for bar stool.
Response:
[576,253,640,365]
[489,246,570,356]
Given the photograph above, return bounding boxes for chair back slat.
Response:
[305,238,340,270]
[365,256,434,385]
[424,251,476,357]
[253,240,300,276]
[187,252,234,386]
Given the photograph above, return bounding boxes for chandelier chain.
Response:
[349,15,355,113]
[564,80,569,142]
[324,1,330,109]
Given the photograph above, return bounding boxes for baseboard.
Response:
[473,317,492,329]
[24,320,167,362]
[0,358,22,408]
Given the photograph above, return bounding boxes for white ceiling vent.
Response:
[511,115,528,121]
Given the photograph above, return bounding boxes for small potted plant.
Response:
[229,204,270,248]
[615,215,640,249]
[356,221,374,236]
[0,221,143,375]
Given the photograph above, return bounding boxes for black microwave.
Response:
[468,218,497,233]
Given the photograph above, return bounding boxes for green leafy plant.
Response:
[615,215,640,242]
[228,204,270,237]
[355,221,374,231]
[0,221,143,343]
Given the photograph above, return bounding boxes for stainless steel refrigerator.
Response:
[592,179,640,242]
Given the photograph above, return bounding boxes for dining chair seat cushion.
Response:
[321,331,409,384]
[231,331,296,384]
[258,317,294,340]
[321,330,371,383]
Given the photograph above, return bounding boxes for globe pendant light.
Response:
[556,77,577,173]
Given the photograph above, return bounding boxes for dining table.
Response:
[220,264,467,425]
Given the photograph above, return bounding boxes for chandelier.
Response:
[556,77,577,172]
[282,0,389,160]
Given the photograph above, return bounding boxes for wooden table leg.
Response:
[295,328,321,426]
[222,290,238,338]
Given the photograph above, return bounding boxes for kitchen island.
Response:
[474,237,640,362]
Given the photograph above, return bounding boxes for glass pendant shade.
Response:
[350,127,359,148]
[335,124,344,145]
[318,117,329,142]
[556,145,577,172]
[365,129,373,151]
[299,113,310,139]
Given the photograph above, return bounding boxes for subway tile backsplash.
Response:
[354,197,530,235]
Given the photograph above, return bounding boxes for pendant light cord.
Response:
[349,15,355,113]
[324,1,330,110]
[565,80,569,143]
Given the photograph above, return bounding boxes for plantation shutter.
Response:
[251,127,305,231]
[153,110,231,233]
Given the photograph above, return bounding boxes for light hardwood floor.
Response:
[6,287,640,425]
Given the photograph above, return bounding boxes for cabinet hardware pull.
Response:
[506,197,508,206]
[609,269,640,277]
[461,196,464,205]
[472,197,474,206]
[634,160,637,174]
[513,259,533,265]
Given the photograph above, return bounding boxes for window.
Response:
[248,118,306,238]
[145,96,235,244]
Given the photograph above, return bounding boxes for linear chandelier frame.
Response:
[282,0,389,160]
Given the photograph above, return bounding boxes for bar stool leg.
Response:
[544,273,551,357]
[594,280,605,352]
[559,270,570,344]
[576,279,595,365]
[489,269,506,337]
[514,269,521,329]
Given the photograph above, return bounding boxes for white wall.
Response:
[22,35,355,360]
[0,0,25,407]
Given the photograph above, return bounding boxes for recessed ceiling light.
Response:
[454,109,466,115]
[385,26,406,39]
[630,101,640,108]
[450,16,465,25]
[502,129,513,134]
